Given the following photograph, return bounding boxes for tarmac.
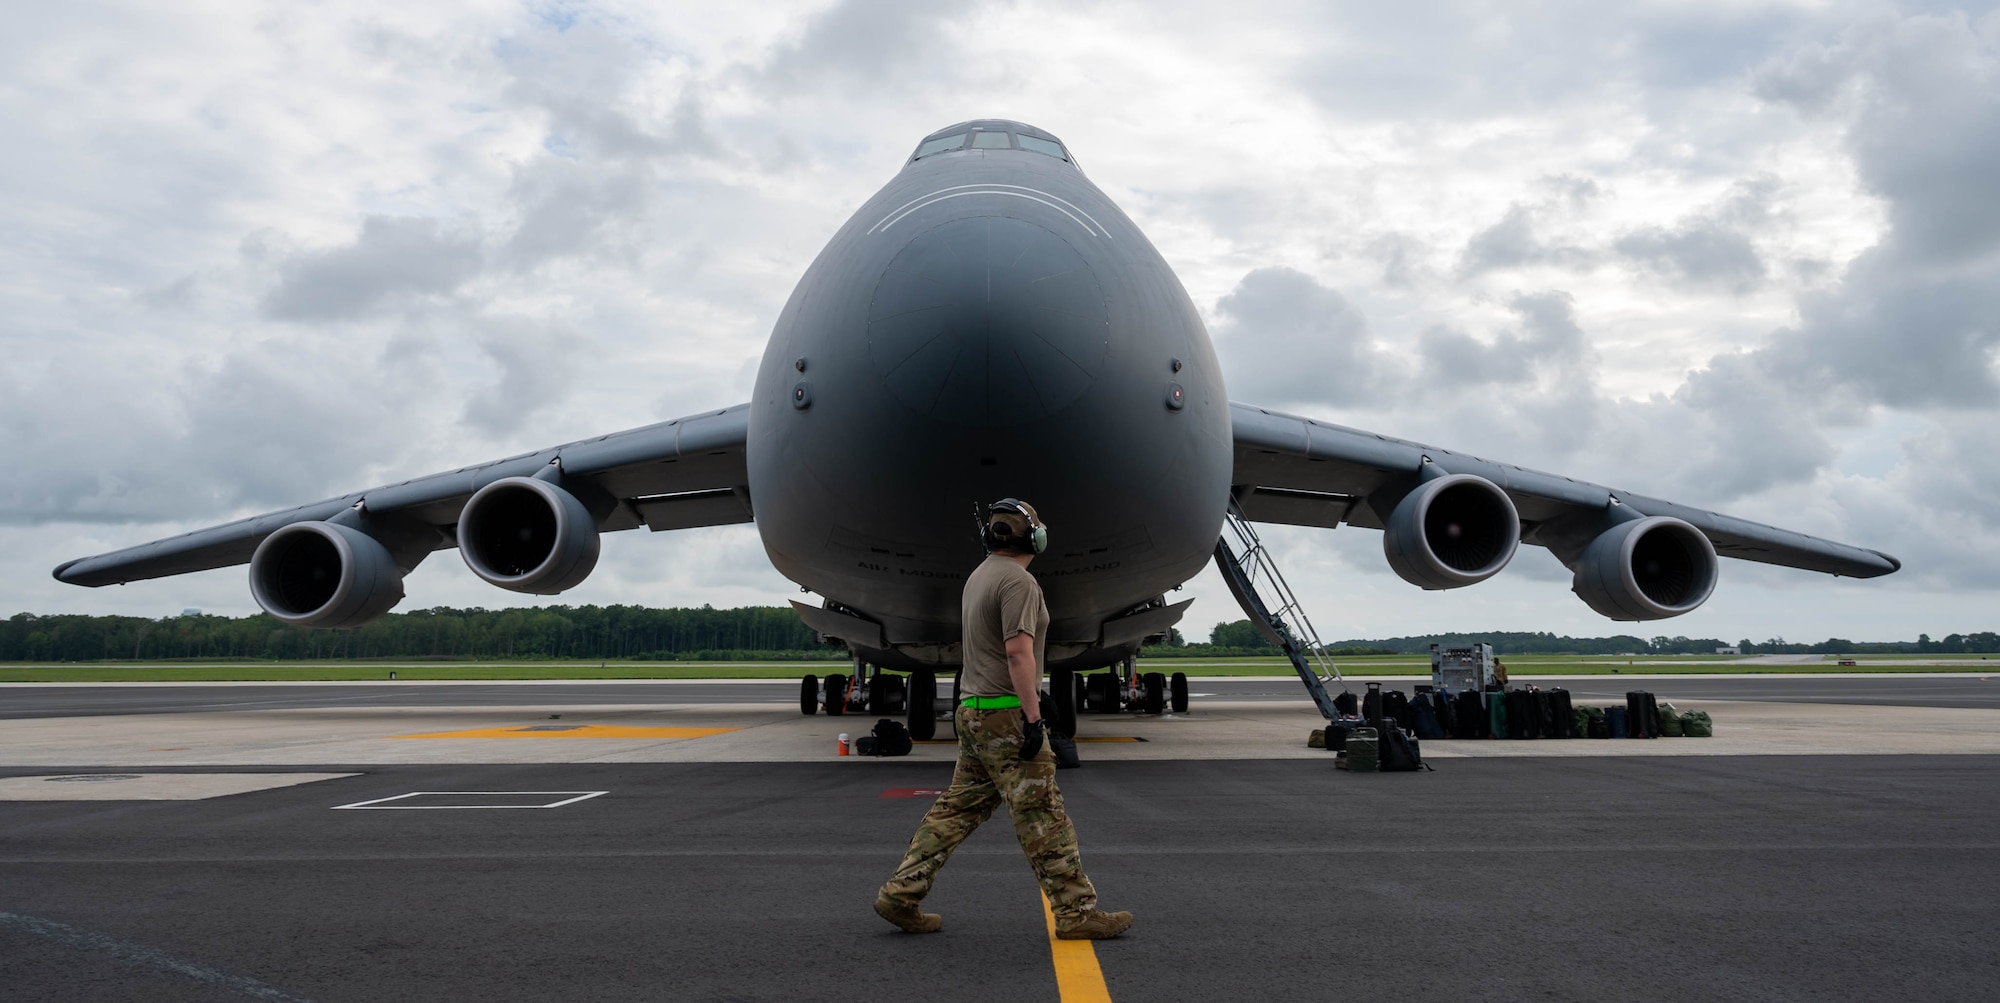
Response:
[2,675,1997,1000]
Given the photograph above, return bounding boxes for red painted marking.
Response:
[880,788,947,799]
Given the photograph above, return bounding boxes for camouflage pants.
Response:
[880,705,1099,923]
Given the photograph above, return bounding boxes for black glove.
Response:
[1019,713,1046,761]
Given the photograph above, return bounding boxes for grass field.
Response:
[0,652,1993,683]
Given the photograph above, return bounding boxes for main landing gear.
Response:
[800,658,943,741]
[1048,656,1189,737]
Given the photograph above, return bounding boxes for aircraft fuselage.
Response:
[746,121,1231,667]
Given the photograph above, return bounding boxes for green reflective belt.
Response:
[960,695,1022,710]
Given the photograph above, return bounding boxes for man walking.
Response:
[874,498,1132,940]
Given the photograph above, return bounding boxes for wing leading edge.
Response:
[53,404,754,588]
[1229,402,1899,579]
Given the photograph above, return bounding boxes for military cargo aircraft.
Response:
[55,119,1899,737]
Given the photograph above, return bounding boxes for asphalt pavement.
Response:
[3,757,1996,1001]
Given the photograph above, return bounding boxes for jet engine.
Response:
[1382,473,1521,589]
[248,521,406,629]
[456,476,601,594]
[1571,515,1718,620]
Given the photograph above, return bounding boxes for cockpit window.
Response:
[970,131,1012,149]
[1017,135,1068,161]
[914,134,968,159]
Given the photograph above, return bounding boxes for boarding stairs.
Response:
[1214,499,1348,720]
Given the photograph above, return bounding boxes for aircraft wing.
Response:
[1229,402,1899,579]
[54,404,753,587]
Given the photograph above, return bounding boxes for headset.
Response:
[977,497,1048,555]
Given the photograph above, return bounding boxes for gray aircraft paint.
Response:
[747,120,1230,661]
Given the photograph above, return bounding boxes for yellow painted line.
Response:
[1040,891,1112,1003]
[393,725,737,740]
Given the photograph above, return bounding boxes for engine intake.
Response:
[1572,516,1719,620]
[457,476,600,594]
[1383,474,1521,589]
[248,521,406,629]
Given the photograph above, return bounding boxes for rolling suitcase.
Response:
[1431,690,1458,739]
[1549,688,1575,738]
[1383,689,1414,731]
[1457,690,1487,739]
[1506,690,1535,739]
[1606,704,1629,739]
[1627,692,1659,738]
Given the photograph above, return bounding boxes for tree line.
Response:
[1,606,838,662]
[1158,622,2000,657]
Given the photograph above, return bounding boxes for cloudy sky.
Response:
[6,1,1997,644]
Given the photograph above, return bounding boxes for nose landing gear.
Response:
[1065,656,1190,719]
[799,659,946,741]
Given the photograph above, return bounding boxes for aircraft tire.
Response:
[1170,672,1190,713]
[1085,672,1118,714]
[1072,671,1087,719]
[908,669,936,741]
[800,674,819,715]
[1051,668,1077,737]
[1141,672,1166,715]
[868,673,889,715]
[824,673,848,716]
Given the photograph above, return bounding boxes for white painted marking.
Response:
[331,790,608,810]
[881,190,1094,236]
[0,911,312,1002]
[868,183,1112,238]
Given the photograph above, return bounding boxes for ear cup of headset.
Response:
[983,498,1048,554]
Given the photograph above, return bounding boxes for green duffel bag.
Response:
[1680,710,1713,737]
[1572,707,1592,739]
[1658,701,1683,737]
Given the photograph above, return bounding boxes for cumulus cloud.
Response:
[754,0,985,93]
[461,318,588,435]
[1612,174,1779,294]
[1419,290,1591,386]
[261,216,484,320]
[1211,267,1404,406]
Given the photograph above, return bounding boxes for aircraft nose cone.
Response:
[868,216,1108,427]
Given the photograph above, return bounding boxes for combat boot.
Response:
[874,893,942,934]
[1055,909,1132,940]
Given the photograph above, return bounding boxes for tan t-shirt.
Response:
[958,554,1049,697]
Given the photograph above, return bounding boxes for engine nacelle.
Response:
[248,521,406,629]
[1382,474,1521,589]
[1572,516,1719,620]
[457,476,600,594]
